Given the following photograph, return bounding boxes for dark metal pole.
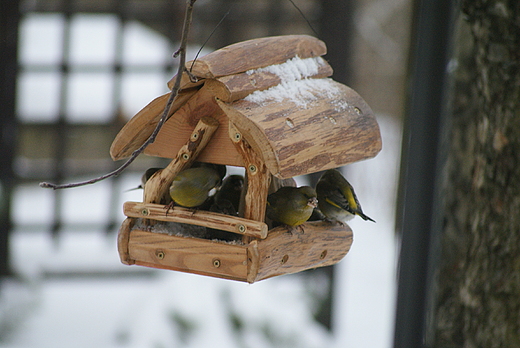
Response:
[394,0,455,346]
[319,0,354,86]
[0,0,20,276]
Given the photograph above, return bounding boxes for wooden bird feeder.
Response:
[112,35,382,283]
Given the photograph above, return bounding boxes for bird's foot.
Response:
[164,202,175,216]
[286,225,305,235]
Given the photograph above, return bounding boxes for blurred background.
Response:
[0,0,412,347]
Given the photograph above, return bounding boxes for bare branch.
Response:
[40,0,198,190]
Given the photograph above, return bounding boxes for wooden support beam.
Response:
[123,202,268,239]
[143,116,220,204]
[229,122,271,243]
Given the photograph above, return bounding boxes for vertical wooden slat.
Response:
[229,122,271,243]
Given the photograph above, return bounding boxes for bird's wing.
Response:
[325,187,356,213]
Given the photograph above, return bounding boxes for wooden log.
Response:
[204,58,333,103]
[145,85,244,166]
[143,116,219,204]
[167,35,327,89]
[229,122,271,243]
[128,229,249,281]
[123,201,268,239]
[110,88,198,161]
[246,240,260,283]
[117,217,135,265]
[252,221,353,282]
[116,218,352,283]
[218,79,382,179]
[169,70,205,90]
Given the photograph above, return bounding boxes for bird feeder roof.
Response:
[110,35,381,179]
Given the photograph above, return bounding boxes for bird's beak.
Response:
[124,185,143,192]
[308,197,318,208]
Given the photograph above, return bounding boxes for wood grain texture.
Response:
[229,123,271,244]
[110,89,198,160]
[252,221,353,282]
[143,116,219,205]
[204,62,333,102]
[144,85,244,166]
[128,229,249,281]
[246,240,260,283]
[117,220,352,283]
[167,70,205,91]
[167,35,327,88]
[117,217,135,265]
[123,201,268,239]
[218,80,382,178]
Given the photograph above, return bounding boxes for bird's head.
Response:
[299,186,318,208]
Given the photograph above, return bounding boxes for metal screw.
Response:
[248,164,257,174]
[281,255,289,264]
[191,132,199,141]
[213,259,221,268]
[156,250,165,259]
[320,250,328,259]
[237,224,246,233]
[141,208,149,216]
[182,153,190,161]
[234,132,242,142]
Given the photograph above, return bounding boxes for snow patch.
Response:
[246,56,326,82]
[243,56,340,109]
[245,78,343,109]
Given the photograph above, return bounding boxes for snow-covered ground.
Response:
[1,13,401,347]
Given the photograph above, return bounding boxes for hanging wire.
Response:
[189,4,234,72]
[287,0,319,37]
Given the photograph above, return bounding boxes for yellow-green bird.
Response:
[192,162,227,181]
[169,167,221,208]
[316,169,375,223]
[266,186,318,226]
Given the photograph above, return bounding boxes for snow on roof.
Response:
[246,55,326,82]
[243,56,347,109]
[245,77,345,109]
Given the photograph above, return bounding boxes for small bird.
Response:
[266,186,318,227]
[192,162,227,181]
[315,169,375,223]
[169,166,221,208]
[213,175,244,215]
[207,199,242,242]
[125,167,162,191]
[205,175,245,242]
[210,198,237,216]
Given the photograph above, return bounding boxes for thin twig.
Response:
[40,0,198,190]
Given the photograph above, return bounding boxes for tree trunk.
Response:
[434,2,520,347]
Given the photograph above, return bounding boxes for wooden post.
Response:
[117,218,135,265]
[229,122,271,243]
[143,116,220,204]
